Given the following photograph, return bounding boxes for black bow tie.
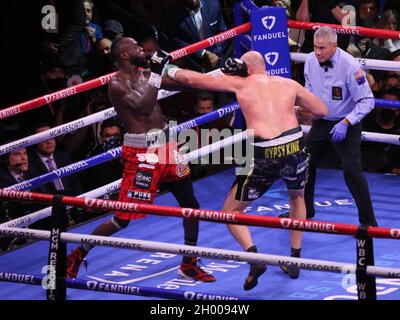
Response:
[319,60,333,69]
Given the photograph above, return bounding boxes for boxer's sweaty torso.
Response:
[108,69,166,134]
[236,75,300,140]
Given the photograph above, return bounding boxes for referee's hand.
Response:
[330,121,349,142]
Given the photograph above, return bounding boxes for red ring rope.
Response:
[0,188,398,240]
[288,19,400,40]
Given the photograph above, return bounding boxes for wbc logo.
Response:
[261,16,276,30]
[264,52,279,66]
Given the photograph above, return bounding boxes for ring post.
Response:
[46,195,67,301]
[355,226,376,300]
[251,6,291,78]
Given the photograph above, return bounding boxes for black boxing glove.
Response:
[148,49,171,88]
[221,57,248,77]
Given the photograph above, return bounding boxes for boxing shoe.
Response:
[178,257,216,282]
[280,264,300,279]
[243,263,267,291]
[66,247,88,279]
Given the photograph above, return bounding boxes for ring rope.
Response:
[2,12,399,121]
[1,91,399,158]
[239,0,400,40]
[287,19,400,40]
[0,130,248,228]
[290,52,400,72]
[0,273,249,300]
[0,226,399,278]
[0,24,251,121]
[2,105,244,191]
[0,179,121,229]
[4,115,400,195]
[0,69,229,156]
[300,125,400,145]
[1,188,400,240]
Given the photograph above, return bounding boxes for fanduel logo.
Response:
[390,229,400,239]
[262,16,276,30]
[264,52,279,66]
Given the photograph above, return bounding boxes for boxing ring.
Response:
[0,1,400,301]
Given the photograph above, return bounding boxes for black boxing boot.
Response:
[243,245,267,291]
[280,248,301,279]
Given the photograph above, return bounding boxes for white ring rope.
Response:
[0,226,399,279]
[0,68,225,156]
[0,131,249,228]
[301,125,400,145]
[291,52,400,72]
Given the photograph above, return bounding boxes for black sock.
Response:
[246,245,258,253]
[182,214,199,264]
[81,244,92,253]
[291,248,301,258]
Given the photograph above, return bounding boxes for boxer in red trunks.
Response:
[66,37,215,282]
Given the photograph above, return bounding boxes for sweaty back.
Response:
[235,75,299,139]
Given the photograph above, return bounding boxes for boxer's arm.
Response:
[170,68,241,93]
[160,75,196,92]
[295,81,328,119]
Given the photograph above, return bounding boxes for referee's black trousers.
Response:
[304,119,378,226]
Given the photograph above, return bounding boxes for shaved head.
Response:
[110,37,132,61]
[110,36,147,68]
[240,51,266,74]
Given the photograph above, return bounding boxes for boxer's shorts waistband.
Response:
[123,126,169,148]
[252,127,304,159]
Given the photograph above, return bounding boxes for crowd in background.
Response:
[0,0,399,251]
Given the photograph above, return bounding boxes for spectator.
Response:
[358,0,380,26]
[127,0,177,28]
[162,0,229,71]
[261,0,303,49]
[28,122,83,197]
[295,0,360,53]
[0,146,50,242]
[0,148,30,250]
[371,73,400,96]
[354,19,392,85]
[384,127,400,175]
[22,58,68,132]
[362,87,400,172]
[57,87,115,158]
[380,8,400,52]
[80,0,103,56]
[139,36,160,61]
[258,0,293,18]
[186,91,233,178]
[84,119,123,191]
[387,49,400,77]
[383,0,400,12]
[103,19,124,41]
[39,0,87,76]
[87,37,116,78]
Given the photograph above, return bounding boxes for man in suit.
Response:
[28,123,83,196]
[162,0,228,70]
[0,147,49,249]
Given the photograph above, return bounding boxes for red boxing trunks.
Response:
[115,131,190,220]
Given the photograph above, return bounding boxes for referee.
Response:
[303,26,378,226]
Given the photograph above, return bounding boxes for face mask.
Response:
[47,78,66,91]
[380,109,397,122]
[103,136,122,150]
